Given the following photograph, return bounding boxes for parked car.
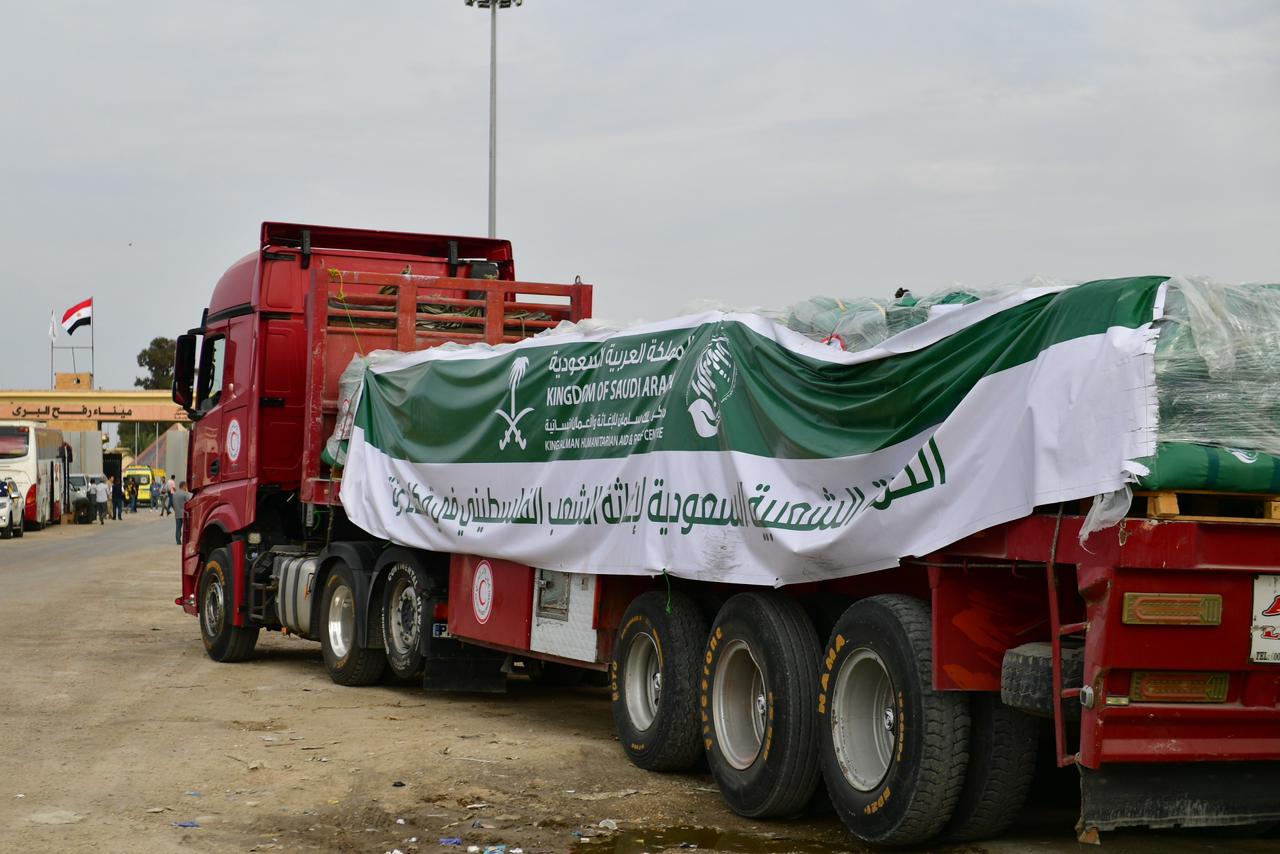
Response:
[0,477,23,538]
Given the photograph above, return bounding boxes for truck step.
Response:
[1137,490,1280,524]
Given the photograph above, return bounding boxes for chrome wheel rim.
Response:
[712,638,767,770]
[831,648,896,792]
[623,631,661,731]
[201,575,225,639]
[388,570,419,655]
[327,582,355,660]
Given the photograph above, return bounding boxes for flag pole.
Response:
[91,299,96,388]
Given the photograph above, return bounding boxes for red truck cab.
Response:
[172,222,591,616]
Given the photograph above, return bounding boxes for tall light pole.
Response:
[465,0,522,238]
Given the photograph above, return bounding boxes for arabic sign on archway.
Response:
[0,390,188,429]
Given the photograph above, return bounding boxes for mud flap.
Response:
[1078,762,1280,842]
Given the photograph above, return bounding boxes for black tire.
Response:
[13,517,22,537]
[381,561,429,683]
[198,548,260,663]
[939,694,1038,842]
[703,592,822,819]
[818,594,970,846]
[1001,642,1084,719]
[320,562,385,687]
[610,590,707,772]
[0,521,10,539]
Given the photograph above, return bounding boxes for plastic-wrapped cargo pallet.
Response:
[1145,277,1280,491]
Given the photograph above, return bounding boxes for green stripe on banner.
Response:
[355,276,1165,465]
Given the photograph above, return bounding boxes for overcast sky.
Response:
[2,1,1277,390]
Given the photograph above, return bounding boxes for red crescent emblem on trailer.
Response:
[1262,595,1280,617]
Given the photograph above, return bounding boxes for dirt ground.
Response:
[0,514,1274,853]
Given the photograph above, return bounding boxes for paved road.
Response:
[0,515,1274,852]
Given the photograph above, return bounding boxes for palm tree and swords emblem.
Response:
[496,356,534,449]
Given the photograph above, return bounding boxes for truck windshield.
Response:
[0,426,30,459]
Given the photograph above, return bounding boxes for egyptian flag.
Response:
[61,298,93,336]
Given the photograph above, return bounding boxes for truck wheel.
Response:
[1001,642,1084,719]
[611,590,707,772]
[381,561,428,682]
[321,562,385,687]
[704,593,822,819]
[198,548,260,662]
[938,694,1038,842]
[819,594,969,846]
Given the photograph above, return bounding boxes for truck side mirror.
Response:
[173,334,198,415]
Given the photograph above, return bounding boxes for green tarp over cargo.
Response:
[338,277,1164,586]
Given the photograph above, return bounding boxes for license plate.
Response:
[432,622,452,639]
[1250,575,1280,664]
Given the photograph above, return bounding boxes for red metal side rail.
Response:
[300,268,592,506]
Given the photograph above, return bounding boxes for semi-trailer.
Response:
[173,222,1280,845]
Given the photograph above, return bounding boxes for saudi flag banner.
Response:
[341,276,1166,586]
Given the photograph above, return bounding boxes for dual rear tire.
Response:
[610,591,822,818]
[610,590,1037,846]
[818,595,970,845]
[320,561,386,686]
[611,591,707,772]
[381,561,430,683]
[702,593,823,819]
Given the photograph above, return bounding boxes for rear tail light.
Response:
[1129,671,1229,703]
[1122,593,1222,626]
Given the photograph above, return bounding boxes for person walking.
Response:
[93,477,110,524]
[156,477,170,516]
[165,476,177,516]
[127,479,138,513]
[110,475,124,520]
[171,481,192,546]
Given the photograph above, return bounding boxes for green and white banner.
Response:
[340,277,1167,586]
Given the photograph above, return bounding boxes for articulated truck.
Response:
[174,222,1280,845]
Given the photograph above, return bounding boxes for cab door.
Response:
[189,330,227,491]
[257,316,305,486]
[217,313,255,483]
[190,313,255,489]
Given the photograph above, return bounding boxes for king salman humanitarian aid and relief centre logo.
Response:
[496,356,533,450]
[686,334,737,438]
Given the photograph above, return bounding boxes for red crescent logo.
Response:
[1262,595,1280,617]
